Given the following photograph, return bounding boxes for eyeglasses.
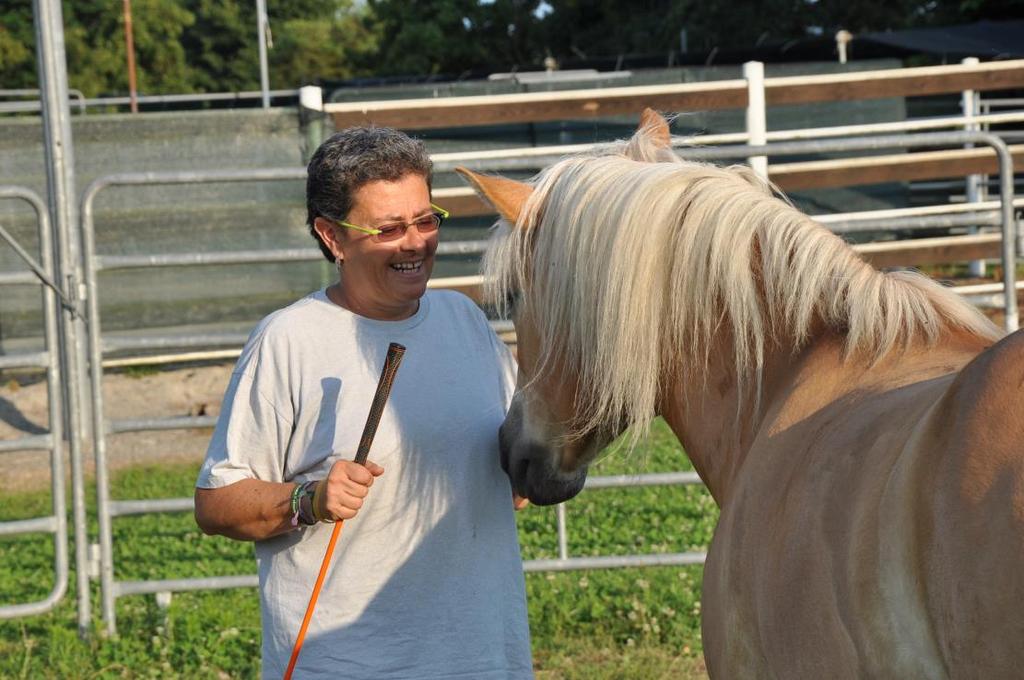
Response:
[336,203,449,242]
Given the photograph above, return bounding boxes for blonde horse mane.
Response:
[482,126,1004,441]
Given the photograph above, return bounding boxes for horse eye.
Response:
[504,289,521,313]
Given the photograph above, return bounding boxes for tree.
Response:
[0,0,1019,97]
[0,4,36,89]
[268,2,380,86]
[64,0,196,97]
[368,0,546,77]
[0,1,377,98]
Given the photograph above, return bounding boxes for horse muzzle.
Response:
[499,402,588,506]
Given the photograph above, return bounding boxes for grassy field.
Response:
[0,419,715,679]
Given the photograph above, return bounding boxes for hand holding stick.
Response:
[283,342,406,680]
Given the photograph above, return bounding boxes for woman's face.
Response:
[318,173,438,320]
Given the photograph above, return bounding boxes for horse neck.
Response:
[658,317,993,507]
[657,322,838,506]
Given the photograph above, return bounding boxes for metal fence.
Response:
[69,130,1019,635]
[0,186,68,619]
[4,136,1021,636]
[0,88,300,115]
[77,167,503,632]
[6,17,1023,635]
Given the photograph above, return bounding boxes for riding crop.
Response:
[283,342,406,680]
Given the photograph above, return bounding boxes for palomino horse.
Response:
[457,110,1024,679]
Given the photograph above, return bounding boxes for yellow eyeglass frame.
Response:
[336,203,449,238]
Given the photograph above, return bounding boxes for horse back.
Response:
[701,329,1023,679]
[920,327,1024,675]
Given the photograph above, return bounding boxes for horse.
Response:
[457,110,1024,679]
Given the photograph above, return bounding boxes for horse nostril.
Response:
[510,456,530,497]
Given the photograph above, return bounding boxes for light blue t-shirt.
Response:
[197,289,532,679]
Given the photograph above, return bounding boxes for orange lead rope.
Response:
[283,343,407,680]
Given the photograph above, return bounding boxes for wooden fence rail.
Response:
[326,59,1024,131]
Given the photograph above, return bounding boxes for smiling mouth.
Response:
[390,260,423,273]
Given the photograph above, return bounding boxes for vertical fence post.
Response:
[744,61,768,180]
[32,0,92,637]
[299,85,329,288]
[556,504,569,560]
[961,57,986,278]
[299,85,324,160]
[256,0,270,109]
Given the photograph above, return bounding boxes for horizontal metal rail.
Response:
[0,351,50,369]
[0,435,53,453]
[825,212,1003,234]
[110,498,194,517]
[102,333,250,353]
[0,516,58,536]
[0,87,86,113]
[956,281,1024,309]
[0,272,40,285]
[106,415,218,435]
[114,575,259,597]
[92,240,488,271]
[102,349,243,368]
[814,198,1024,225]
[82,89,298,108]
[523,552,706,571]
[102,471,710,601]
[1,89,299,114]
[584,471,703,489]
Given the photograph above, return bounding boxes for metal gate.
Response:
[0,186,70,619]
[78,130,1020,635]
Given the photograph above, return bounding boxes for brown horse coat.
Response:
[459,110,1024,678]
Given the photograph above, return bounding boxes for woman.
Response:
[194,126,533,679]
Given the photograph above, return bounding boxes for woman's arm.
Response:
[194,479,294,541]
[194,460,385,541]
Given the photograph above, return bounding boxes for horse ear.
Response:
[455,167,532,227]
[638,108,671,149]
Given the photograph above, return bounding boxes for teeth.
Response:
[391,261,421,271]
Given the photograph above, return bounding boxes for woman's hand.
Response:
[316,459,385,521]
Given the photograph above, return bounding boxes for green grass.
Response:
[0,419,715,679]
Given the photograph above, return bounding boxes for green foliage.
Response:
[63,0,196,97]
[269,3,381,87]
[0,1,378,97]
[2,0,1021,97]
[368,0,545,76]
[120,364,161,379]
[0,4,35,89]
[0,418,714,678]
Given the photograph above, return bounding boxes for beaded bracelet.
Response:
[290,480,319,527]
[311,477,335,524]
[289,483,304,527]
[297,481,318,526]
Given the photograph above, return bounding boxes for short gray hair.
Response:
[306,126,433,261]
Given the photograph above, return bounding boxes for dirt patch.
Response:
[0,362,234,493]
